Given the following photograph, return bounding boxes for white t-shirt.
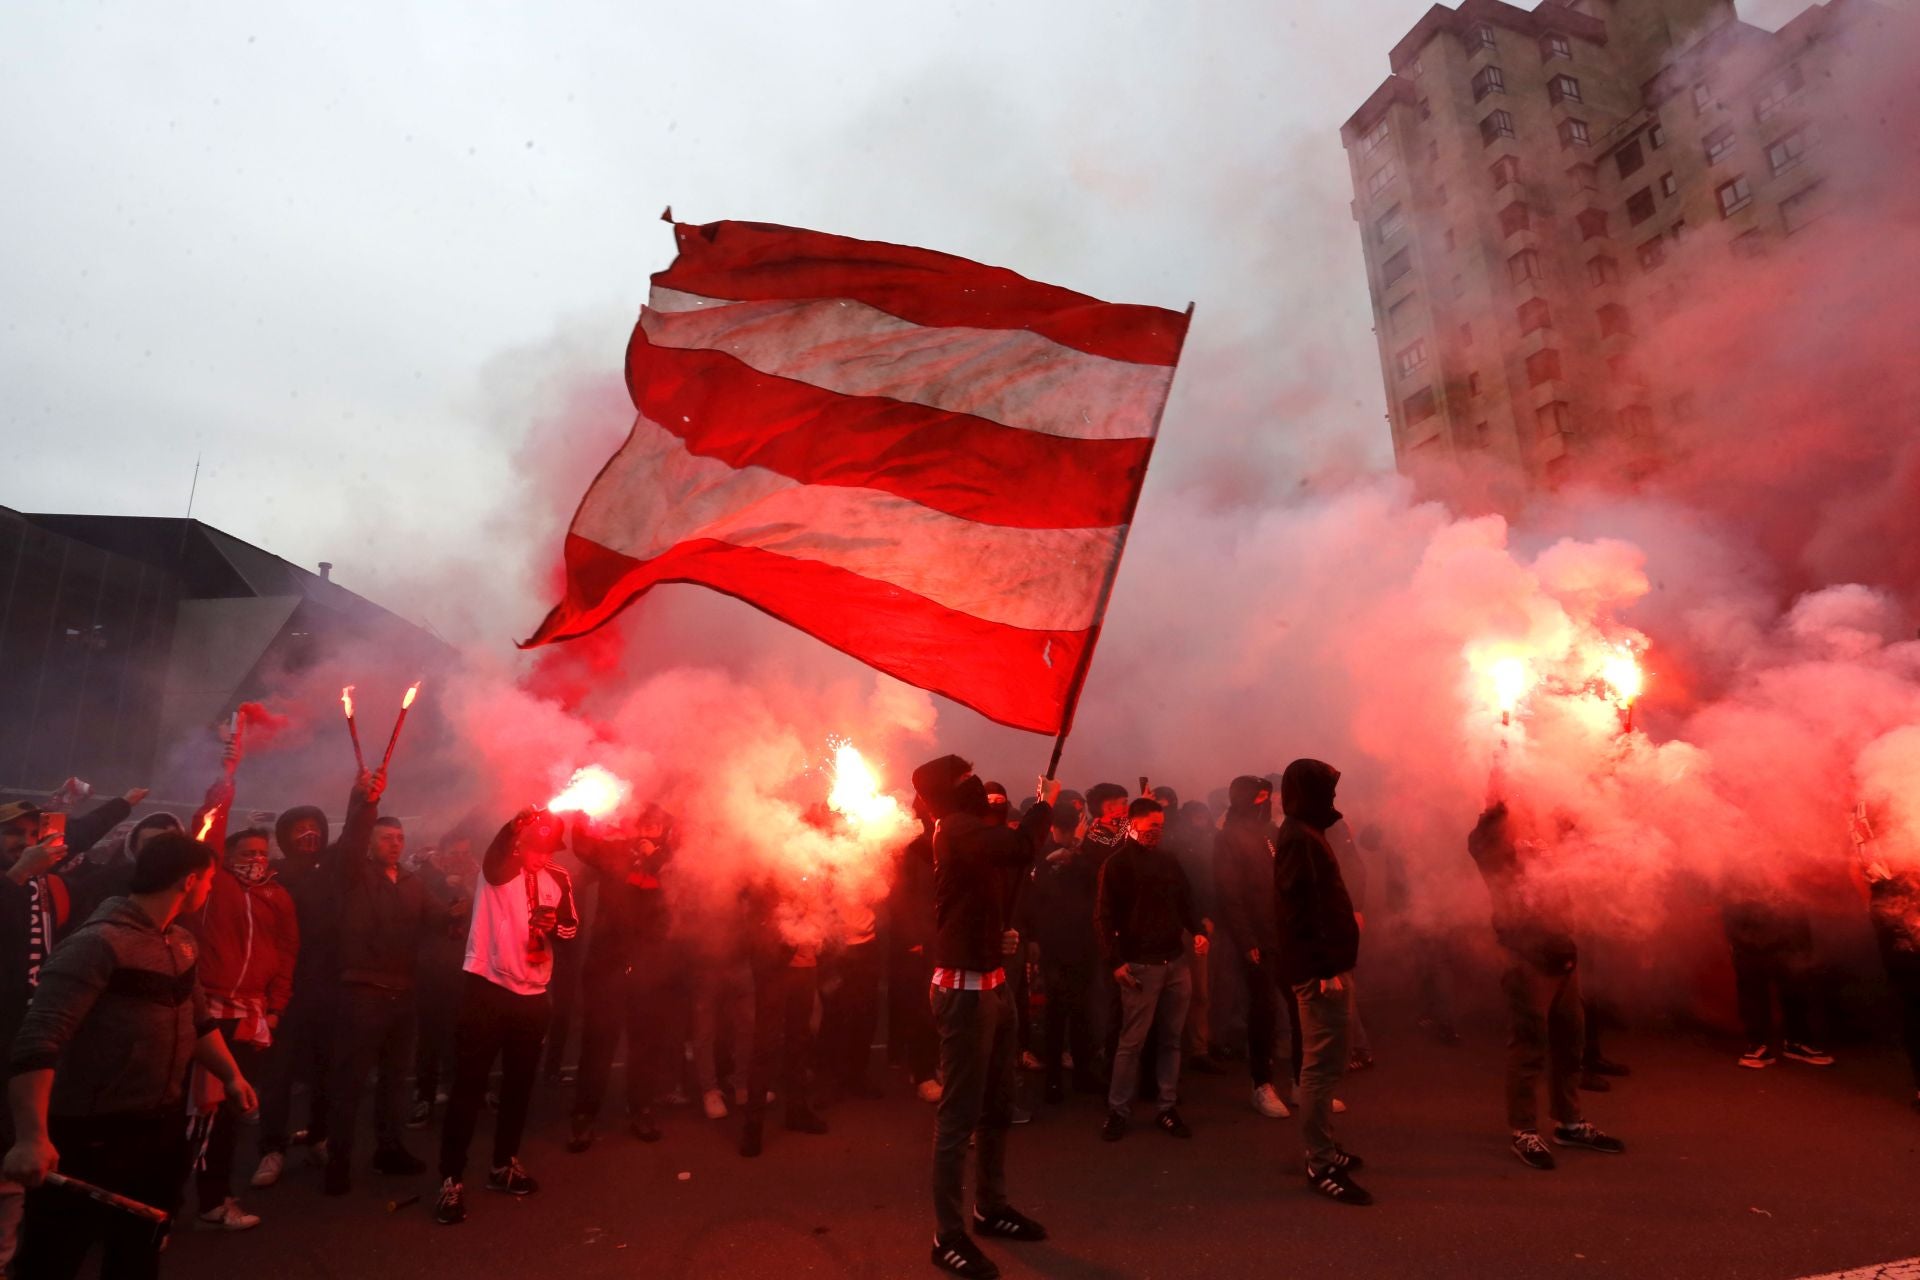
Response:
[464,863,576,996]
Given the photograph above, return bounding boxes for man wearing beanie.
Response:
[912,754,1056,1280]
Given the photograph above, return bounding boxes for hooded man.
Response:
[1015,794,1098,1103]
[1095,798,1207,1143]
[1215,775,1298,1120]
[914,754,1055,1280]
[1273,759,1370,1205]
[1468,800,1625,1172]
[253,801,334,1185]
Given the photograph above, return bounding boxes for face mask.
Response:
[231,858,270,885]
[1132,825,1163,847]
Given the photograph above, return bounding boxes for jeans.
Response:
[691,960,755,1095]
[1293,974,1354,1167]
[542,933,584,1076]
[1039,961,1097,1092]
[1108,958,1193,1117]
[1502,960,1584,1132]
[931,984,1016,1241]
[1243,954,1302,1089]
[196,1021,270,1212]
[15,1109,186,1280]
[326,984,415,1173]
[440,972,551,1180]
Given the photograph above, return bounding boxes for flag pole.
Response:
[1045,302,1195,781]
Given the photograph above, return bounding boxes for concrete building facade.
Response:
[1340,0,1886,484]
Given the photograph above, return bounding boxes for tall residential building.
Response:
[1340,0,1884,484]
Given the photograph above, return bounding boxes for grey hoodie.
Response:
[8,896,212,1117]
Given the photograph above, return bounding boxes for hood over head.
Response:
[912,754,975,821]
[1279,759,1342,831]
[274,805,331,858]
[130,811,183,847]
[1226,775,1273,822]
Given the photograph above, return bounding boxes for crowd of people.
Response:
[0,744,1915,1279]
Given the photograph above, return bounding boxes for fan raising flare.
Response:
[547,765,631,820]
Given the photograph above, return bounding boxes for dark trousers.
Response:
[889,947,939,1083]
[1503,960,1584,1132]
[746,961,817,1124]
[1730,937,1815,1049]
[931,984,1016,1241]
[15,1110,185,1280]
[821,939,883,1091]
[1878,940,1920,1088]
[1109,958,1193,1117]
[259,983,332,1152]
[196,1022,270,1212]
[1243,954,1303,1089]
[327,984,414,1171]
[542,933,583,1076]
[1039,961,1097,1092]
[1294,976,1353,1167]
[414,952,463,1103]
[440,972,551,1180]
[572,949,674,1123]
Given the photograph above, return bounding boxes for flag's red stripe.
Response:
[627,328,1152,531]
[522,533,1086,734]
[657,220,1187,368]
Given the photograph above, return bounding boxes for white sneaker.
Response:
[702,1089,728,1121]
[1333,1098,1349,1115]
[733,1087,775,1107]
[916,1078,944,1104]
[1252,1084,1291,1118]
[249,1151,284,1188]
[198,1198,261,1231]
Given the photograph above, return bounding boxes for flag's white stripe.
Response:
[1794,1259,1920,1280]
[644,287,1170,442]
[572,414,1120,633]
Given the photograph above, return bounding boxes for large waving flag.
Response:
[523,218,1190,735]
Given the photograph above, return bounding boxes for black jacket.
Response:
[1272,760,1360,982]
[572,822,673,967]
[327,790,437,990]
[1467,803,1577,974]
[1096,837,1201,967]
[1214,776,1279,955]
[1016,839,1100,969]
[931,804,1051,973]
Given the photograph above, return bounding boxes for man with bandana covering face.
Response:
[187,827,299,1228]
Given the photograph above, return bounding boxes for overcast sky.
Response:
[3,0,1816,640]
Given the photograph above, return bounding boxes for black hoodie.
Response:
[913,754,1051,973]
[1214,775,1279,956]
[1468,803,1578,974]
[274,804,339,993]
[1272,760,1360,982]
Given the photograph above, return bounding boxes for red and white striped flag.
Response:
[522,218,1190,734]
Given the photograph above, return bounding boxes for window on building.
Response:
[1508,248,1541,284]
[1499,200,1531,236]
[1383,247,1413,287]
[1716,175,1753,218]
[1754,64,1804,122]
[1526,348,1563,386]
[1481,110,1517,145]
[1637,237,1667,270]
[1548,74,1583,104]
[1408,57,1424,79]
[1396,339,1429,378]
[1536,400,1573,439]
[1558,118,1591,148]
[1429,139,1440,163]
[1767,123,1820,176]
[1404,386,1438,423]
[1732,229,1766,259]
[1541,31,1572,61]
[1618,404,1653,434]
[1388,293,1418,333]
[1627,187,1656,225]
[1577,207,1609,240]
[1490,155,1522,187]
[1648,122,1667,149]
[1669,219,1688,242]
[1367,161,1399,198]
[1567,161,1598,190]
[1468,371,1482,395]
[1781,183,1822,234]
[1377,204,1406,243]
[1597,303,1632,336]
[1472,420,1492,448]
[1418,97,1433,121]
[1588,255,1619,285]
[1616,139,1645,178]
[1704,125,1736,165]
[1660,171,1678,197]
[1692,82,1712,113]
[1472,65,1507,100]
[1467,23,1497,51]
[1363,118,1391,155]
[1517,297,1553,333]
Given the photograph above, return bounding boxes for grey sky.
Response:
[3,0,1815,641]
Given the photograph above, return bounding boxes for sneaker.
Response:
[406,1099,432,1130]
[1332,1098,1348,1115]
[1008,1104,1032,1126]
[1100,1110,1127,1142]
[1578,1072,1612,1093]
[931,1232,1000,1278]
[1553,1121,1626,1154]
[1512,1130,1556,1171]
[249,1151,284,1189]
[486,1157,538,1195]
[1587,1056,1632,1077]
[1155,1108,1193,1139]
[372,1144,426,1176]
[1321,1144,1365,1172]
[1020,1050,1044,1072]
[434,1178,466,1226]
[917,1078,944,1104]
[973,1205,1048,1241]
[197,1198,262,1231]
[1347,1050,1375,1072]
[1305,1161,1374,1206]
[702,1089,729,1121]
[1782,1042,1834,1067]
[629,1110,663,1143]
[566,1115,594,1154]
[1252,1084,1292,1119]
[1739,1044,1777,1069]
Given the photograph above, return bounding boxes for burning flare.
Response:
[401,681,420,710]
[548,765,630,820]
[196,811,216,842]
[826,738,906,832]
[340,686,356,719]
[1601,645,1644,706]
[1490,657,1532,722]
